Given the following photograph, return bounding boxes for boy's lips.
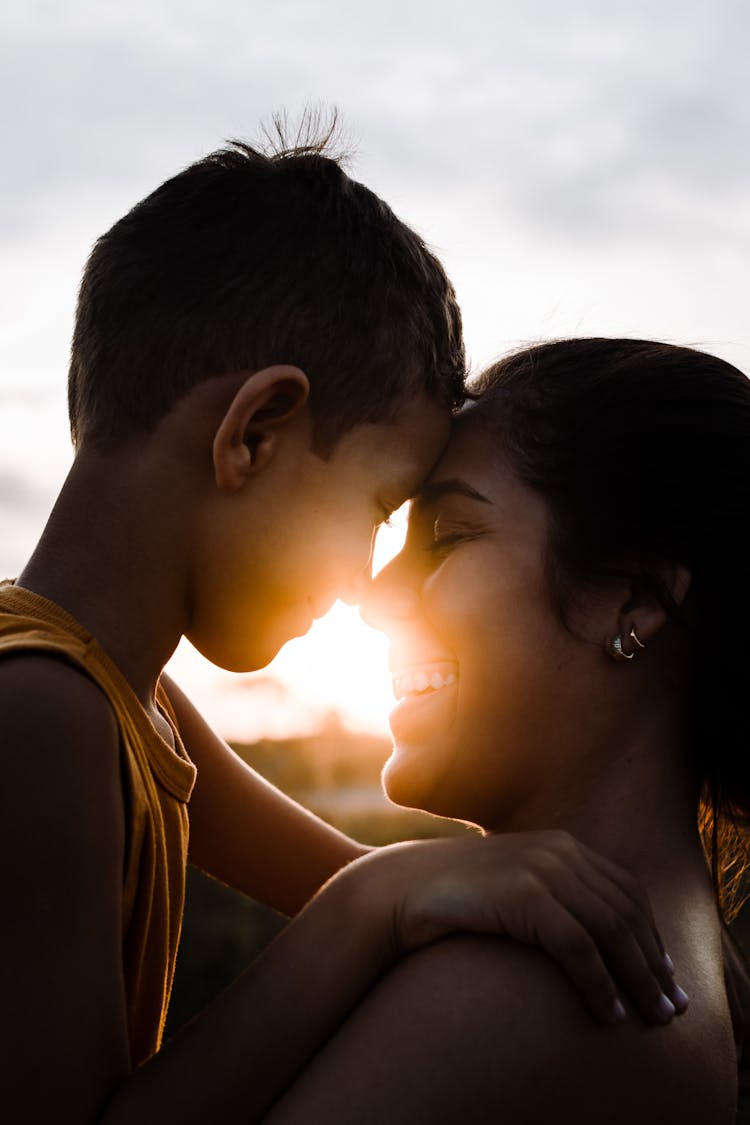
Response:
[308,593,337,620]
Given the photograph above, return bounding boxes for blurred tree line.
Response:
[165,718,470,1037]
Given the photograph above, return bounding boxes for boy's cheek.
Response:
[303,520,376,597]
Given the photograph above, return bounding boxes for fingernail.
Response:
[671,985,689,1013]
[656,993,675,1022]
[664,952,675,974]
[611,998,626,1023]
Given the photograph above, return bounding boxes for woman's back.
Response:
[643,880,736,1123]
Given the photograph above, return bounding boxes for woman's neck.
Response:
[488,699,709,897]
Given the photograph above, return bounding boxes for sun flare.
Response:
[166,507,409,741]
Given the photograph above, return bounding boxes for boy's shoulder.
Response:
[0,650,121,801]
[0,645,118,717]
[0,583,126,756]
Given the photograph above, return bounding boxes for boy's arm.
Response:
[164,674,683,1028]
[0,656,131,1122]
[3,659,681,1125]
[161,673,366,915]
[107,841,684,1125]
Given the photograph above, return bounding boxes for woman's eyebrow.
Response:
[414,478,492,510]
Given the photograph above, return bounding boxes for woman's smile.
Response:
[388,660,459,746]
[390,660,458,702]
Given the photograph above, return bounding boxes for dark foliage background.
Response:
[165,724,471,1037]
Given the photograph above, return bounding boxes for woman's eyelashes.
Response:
[377,503,395,529]
[424,521,477,560]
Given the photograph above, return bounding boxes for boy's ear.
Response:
[611,560,692,654]
[212,365,310,492]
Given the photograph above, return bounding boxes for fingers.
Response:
[522,892,628,1025]
[581,849,663,943]
[527,874,681,1026]
[382,832,688,1029]
[574,842,665,956]
[557,867,687,1025]
[580,851,690,1017]
[513,833,687,1025]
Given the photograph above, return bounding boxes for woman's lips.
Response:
[388,661,459,744]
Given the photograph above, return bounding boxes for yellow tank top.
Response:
[0,581,197,1066]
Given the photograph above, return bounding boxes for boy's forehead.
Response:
[335,395,452,497]
[385,394,451,452]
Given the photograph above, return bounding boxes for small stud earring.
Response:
[608,634,634,661]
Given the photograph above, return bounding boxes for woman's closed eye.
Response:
[424,523,477,559]
[376,503,396,529]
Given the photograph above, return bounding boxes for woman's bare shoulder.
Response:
[412,935,734,1122]
[266,934,735,1125]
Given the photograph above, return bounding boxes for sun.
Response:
[263,599,394,732]
[166,507,409,740]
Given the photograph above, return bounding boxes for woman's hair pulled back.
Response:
[473,338,750,918]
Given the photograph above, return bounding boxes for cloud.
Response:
[0,468,47,513]
[2,0,750,740]
[1,0,749,254]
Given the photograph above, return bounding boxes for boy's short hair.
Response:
[68,121,466,453]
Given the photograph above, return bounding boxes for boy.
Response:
[0,131,682,1123]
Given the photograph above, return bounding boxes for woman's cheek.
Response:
[423,555,488,633]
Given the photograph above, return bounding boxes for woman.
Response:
[263,338,743,1123]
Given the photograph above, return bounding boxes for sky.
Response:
[1,0,749,739]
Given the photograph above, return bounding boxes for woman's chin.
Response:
[380,738,457,818]
[382,682,460,813]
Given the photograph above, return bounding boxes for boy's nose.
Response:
[339,523,382,607]
[339,563,373,608]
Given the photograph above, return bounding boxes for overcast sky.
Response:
[2,0,749,737]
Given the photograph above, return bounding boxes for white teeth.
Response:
[391,664,458,701]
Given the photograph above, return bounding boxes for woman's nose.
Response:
[359,554,420,633]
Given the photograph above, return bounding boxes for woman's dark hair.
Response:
[68,119,465,454]
[472,338,750,918]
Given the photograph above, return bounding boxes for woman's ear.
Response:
[609,561,692,658]
[212,365,310,492]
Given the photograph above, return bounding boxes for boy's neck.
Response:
[17,449,191,708]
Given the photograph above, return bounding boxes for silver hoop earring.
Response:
[629,626,646,650]
[608,634,634,661]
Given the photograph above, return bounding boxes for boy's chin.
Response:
[188,635,280,675]
[189,612,314,673]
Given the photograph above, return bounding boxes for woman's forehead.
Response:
[426,410,494,480]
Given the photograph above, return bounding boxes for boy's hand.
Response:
[349,830,685,1028]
